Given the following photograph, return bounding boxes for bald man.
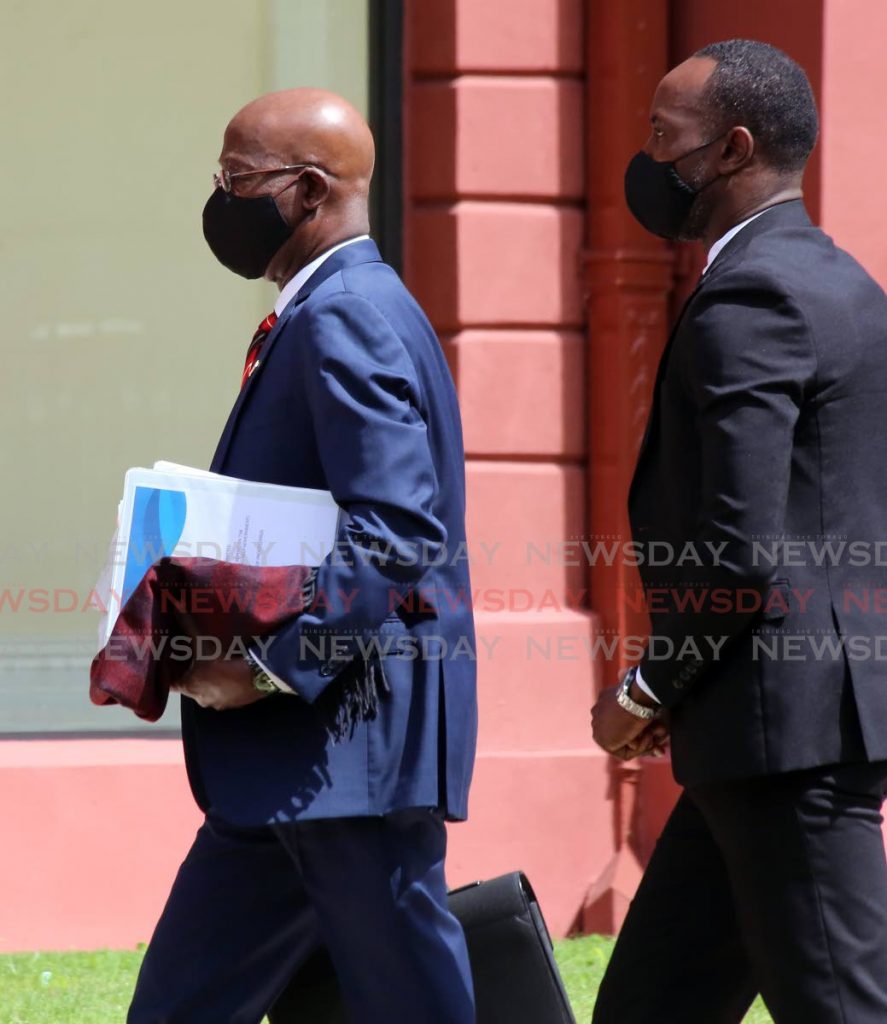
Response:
[127,90,478,1024]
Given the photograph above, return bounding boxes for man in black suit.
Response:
[591,39,887,1023]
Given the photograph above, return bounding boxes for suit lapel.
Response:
[628,200,814,506]
[208,305,288,468]
[210,305,299,471]
[210,238,385,474]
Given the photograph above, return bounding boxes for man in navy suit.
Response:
[128,88,478,1024]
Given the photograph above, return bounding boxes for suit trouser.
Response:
[127,807,475,1024]
[593,760,887,1024]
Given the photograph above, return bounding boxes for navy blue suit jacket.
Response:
[181,240,478,826]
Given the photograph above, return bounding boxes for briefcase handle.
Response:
[448,871,555,950]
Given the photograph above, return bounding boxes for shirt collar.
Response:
[273,235,370,316]
[702,211,767,275]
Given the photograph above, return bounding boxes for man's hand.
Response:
[171,657,269,711]
[621,717,671,761]
[591,685,669,761]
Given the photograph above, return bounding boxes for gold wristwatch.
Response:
[244,648,281,694]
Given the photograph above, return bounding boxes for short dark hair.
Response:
[695,39,819,173]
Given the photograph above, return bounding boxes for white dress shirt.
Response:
[700,210,766,276]
[273,234,370,316]
[634,209,768,705]
[250,234,369,694]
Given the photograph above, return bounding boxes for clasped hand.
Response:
[170,657,269,711]
[590,685,670,761]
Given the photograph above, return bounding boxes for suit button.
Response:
[673,679,685,690]
[319,663,333,677]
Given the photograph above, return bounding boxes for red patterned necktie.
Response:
[241,311,277,390]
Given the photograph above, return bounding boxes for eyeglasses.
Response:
[212,163,316,194]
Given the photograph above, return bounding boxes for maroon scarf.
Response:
[90,558,312,721]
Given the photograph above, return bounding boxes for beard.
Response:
[674,158,718,242]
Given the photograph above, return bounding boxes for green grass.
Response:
[0,949,144,1024]
[0,938,773,1023]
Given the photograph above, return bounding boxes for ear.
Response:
[298,168,332,211]
[719,126,754,172]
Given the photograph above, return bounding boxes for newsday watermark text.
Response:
[92,629,887,666]
[12,534,887,570]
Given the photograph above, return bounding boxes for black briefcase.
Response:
[267,871,576,1023]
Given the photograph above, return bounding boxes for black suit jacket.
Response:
[630,200,887,787]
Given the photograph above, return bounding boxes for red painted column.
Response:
[403,0,613,936]
[581,0,675,931]
[668,0,824,311]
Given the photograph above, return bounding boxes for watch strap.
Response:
[616,667,658,720]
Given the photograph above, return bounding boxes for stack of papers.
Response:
[97,462,340,648]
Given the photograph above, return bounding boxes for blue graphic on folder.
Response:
[121,487,187,606]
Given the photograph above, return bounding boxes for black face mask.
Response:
[623,136,723,240]
[202,188,293,279]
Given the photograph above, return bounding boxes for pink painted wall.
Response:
[0,741,201,953]
[819,0,887,287]
[404,0,615,938]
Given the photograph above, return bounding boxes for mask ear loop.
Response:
[674,129,732,165]
[671,129,732,194]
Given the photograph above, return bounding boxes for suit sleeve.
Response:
[261,290,447,702]
[639,275,816,706]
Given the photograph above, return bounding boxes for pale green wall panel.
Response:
[270,0,369,113]
[0,0,370,732]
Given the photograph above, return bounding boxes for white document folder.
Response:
[98,462,340,648]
